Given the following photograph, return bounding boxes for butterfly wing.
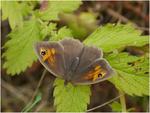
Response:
[75,46,103,73]
[60,39,84,73]
[72,58,114,85]
[34,41,65,78]
[34,39,113,85]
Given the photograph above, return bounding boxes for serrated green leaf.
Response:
[40,22,56,39]
[2,1,31,29]
[50,26,73,41]
[84,24,149,52]
[53,78,91,112]
[3,19,42,75]
[106,53,149,96]
[39,1,82,21]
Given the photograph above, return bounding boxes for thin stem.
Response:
[119,90,127,112]
[22,69,47,112]
[87,95,122,112]
[30,69,47,102]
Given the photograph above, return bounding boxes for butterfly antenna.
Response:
[87,94,123,112]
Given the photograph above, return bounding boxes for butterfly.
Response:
[34,38,114,85]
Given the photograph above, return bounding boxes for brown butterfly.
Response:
[34,38,114,85]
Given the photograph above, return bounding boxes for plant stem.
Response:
[30,69,47,102]
[22,69,47,112]
[119,90,127,112]
[87,95,122,112]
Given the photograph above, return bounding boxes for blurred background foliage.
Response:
[1,1,149,112]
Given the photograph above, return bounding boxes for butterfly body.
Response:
[34,38,114,85]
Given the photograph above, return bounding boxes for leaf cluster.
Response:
[2,1,79,75]
[1,1,149,112]
[85,24,149,96]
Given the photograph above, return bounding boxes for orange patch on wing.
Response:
[42,48,56,66]
[84,65,106,81]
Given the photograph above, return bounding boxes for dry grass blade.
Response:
[30,69,47,103]
[2,79,28,103]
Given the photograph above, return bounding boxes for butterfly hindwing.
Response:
[34,41,65,78]
[72,58,114,85]
[75,46,103,74]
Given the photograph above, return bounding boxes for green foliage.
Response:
[38,1,82,21]
[84,23,149,96]
[1,1,149,112]
[40,22,57,39]
[109,101,122,112]
[60,12,98,39]
[50,26,73,41]
[106,53,149,96]
[2,1,81,76]
[84,24,149,52]
[0,1,1,9]
[2,1,31,29]
[3,19,43,75]
[110,101,135,112]
[2,20,57,75]
[53,78,91,112]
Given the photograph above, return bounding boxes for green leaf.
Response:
[60,12,98,39]
[39,1,82,21]
[109,101,122,112]
[110,101,135,112]
[2,1,31,29]
[50,26,73,41]
[84,24,149,52]
[40,22,57,39]
[106,52,149,96]
[0,1,1,10]
[53,78,91,112]
[3,19,42,75]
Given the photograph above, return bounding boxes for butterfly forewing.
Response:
[60,39,83,73]
[34,41,65,78]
